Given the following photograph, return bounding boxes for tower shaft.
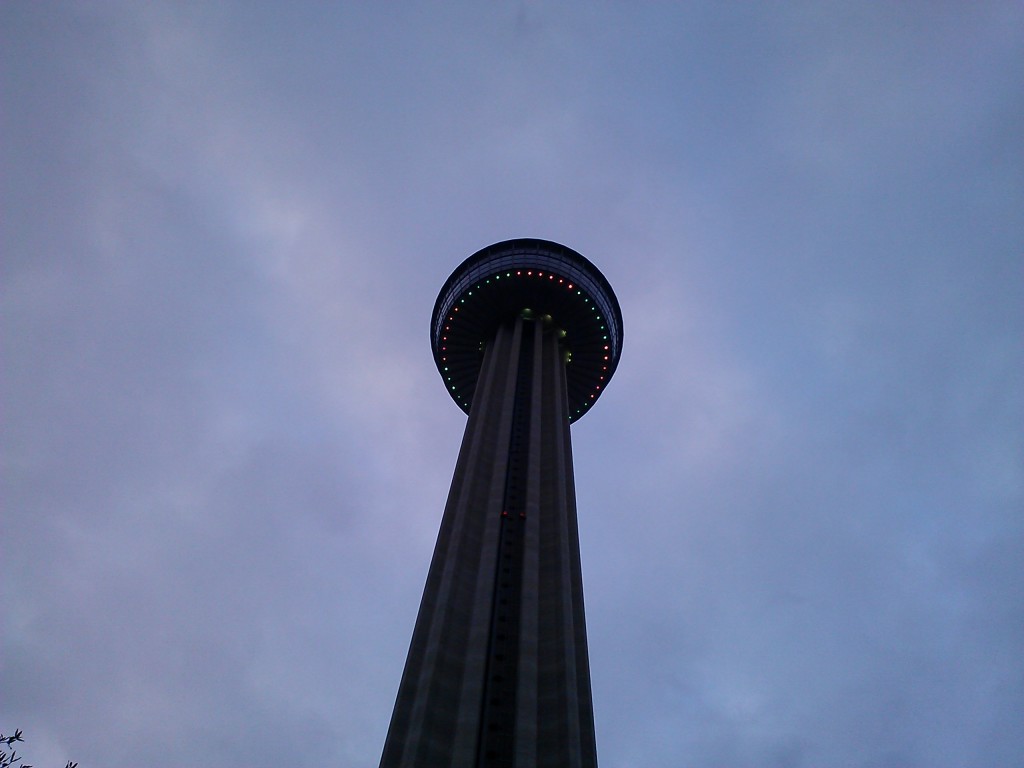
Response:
[381,317,597,768]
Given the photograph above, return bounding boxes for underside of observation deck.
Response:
[431,239,623,422]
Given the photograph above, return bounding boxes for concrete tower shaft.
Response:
[381,317,595,767]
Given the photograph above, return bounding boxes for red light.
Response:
[549,275,554,280]
[603,356,609,360]
[528,271,532,276]
[538,272,543,277]
[567,284,573,289]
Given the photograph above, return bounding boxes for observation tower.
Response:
[380,239,623,768]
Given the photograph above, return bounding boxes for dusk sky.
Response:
[3,3,1022,766]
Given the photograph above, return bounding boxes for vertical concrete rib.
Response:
[452,319,524,764]
[475,317,531,766]
[512,320,544,766]
[381,321,522,767]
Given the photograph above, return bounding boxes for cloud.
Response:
[3,2,1021,766]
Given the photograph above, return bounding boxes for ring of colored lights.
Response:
[431,238,623,423]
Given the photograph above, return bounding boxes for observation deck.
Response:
[431,238,623,422]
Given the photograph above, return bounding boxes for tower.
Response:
[380,239,623,768]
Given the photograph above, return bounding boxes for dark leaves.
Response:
[1,730,76,768]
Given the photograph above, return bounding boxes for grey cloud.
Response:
[3,2,1021,767]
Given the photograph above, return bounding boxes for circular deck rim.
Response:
[430,238,623,422]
